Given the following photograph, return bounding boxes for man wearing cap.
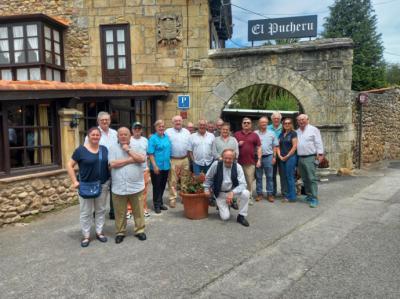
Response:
[165,115,191,208]
[129,122,150,217]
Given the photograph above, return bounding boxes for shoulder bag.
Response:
[79,147,102,199]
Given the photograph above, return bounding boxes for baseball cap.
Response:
[132,121,143,128]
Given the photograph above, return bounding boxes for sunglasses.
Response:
[242,121,251,124]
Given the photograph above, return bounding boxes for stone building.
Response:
[0,0,232,225]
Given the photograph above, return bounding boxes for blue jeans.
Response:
[281,155,298,201]
[256,155,274,195]
[193,162,212,176]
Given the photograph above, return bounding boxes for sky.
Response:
[226,0,400,64]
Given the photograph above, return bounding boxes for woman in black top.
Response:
[277,118,298,202]
[67,127,110,247]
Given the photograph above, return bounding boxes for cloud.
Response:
[229,0,400,63]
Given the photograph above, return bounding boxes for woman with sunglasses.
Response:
[277,118,298,202]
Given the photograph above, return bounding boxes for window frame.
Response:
[0,20,65,81]
[100,24,132,84]
[0,100,61,177]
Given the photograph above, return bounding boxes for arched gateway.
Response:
[199,38,355,169]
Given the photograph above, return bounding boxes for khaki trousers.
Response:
[242,164,255,198]
[168,157,190,203]
[112,191,145,236]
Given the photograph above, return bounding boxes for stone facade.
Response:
[353,88,400,165]
[0,171,77,227]
[200,39,355,169]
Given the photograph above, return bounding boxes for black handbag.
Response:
[79,148,102,199]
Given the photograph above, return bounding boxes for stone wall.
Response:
[0,171,77,227]
[353,88,400,165]
[198,39,355,169]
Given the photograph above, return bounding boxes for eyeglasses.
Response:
[242,121,251,124]
[284,122,291,125]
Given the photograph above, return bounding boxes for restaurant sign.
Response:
[248,15,317,41]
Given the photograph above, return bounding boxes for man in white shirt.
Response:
[109,127,147,244]
[165,115,191,208]
[296,114,324,208]
[84,111,118,219]
[189,119,215,176]
[204,149,250,226]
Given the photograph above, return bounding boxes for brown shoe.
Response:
[169,201,176,208]
[256,194,263,202]
[267,195,275,203]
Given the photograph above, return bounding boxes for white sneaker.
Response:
[144,210,150,218]
[126,212,132,219]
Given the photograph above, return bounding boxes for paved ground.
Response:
[1,161,400,298]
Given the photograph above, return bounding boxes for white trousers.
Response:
[79,181,110,238]
[215,189,250,221]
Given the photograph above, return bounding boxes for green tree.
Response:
[323,0,386,91]
[386,63,400,86]
[229,84,300,111]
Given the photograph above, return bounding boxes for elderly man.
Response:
[85,111,118,219]
[214,118,224,137]
[189,119,215,176]
[109,127,147,244]
[268,111,285,197]
[296,114,324,208]
[204,149,250,226]
[234,117,261,205]
[255,116,279,202]
[165,115,191,208]
[129,122,150,218]
[186,122,196,134]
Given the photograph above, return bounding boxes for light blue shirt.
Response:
[268,124,282,140]
[255,129,279,155]
[148,133,171,170]
[189,131,215,166]
[108,144,145,195]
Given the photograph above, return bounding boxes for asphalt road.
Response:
[1,161,399,299]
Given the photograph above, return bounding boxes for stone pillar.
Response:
[58,108,83,168]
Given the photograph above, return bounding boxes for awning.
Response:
[0,80,169,100]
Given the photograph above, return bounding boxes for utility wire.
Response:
[229,0,400,18]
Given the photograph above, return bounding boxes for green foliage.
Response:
[323,0,386,90]
[229,84,300,111]
[180,169,205,194]
[386,64,400,86]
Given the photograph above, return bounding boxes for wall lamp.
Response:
[70,113,80,129]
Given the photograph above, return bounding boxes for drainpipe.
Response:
[186,0,190,94]
[357,93,368,169]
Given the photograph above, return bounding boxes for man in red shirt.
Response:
[234,117,262,205]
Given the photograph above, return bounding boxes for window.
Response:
[1,101,59,175]
[100,24,131,84]
[78,98,154,143]
[0,19,65,81]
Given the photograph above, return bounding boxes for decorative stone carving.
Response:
[190,60,204,77]
[157,14,183,46]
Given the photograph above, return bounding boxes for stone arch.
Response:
[210,65,327,124]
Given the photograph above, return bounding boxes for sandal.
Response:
[81,238,90,248]
[96,234,108,243]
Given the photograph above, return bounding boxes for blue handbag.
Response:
[79,148,102,199]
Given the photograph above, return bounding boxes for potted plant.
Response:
[179,169,209,220]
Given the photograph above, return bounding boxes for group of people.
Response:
[67,110,324,248]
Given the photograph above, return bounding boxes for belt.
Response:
[298,154,316,158]
[262,154,272,158]
[171,156,187,159]
[220,190,232,193]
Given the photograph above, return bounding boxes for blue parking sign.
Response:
[177,95,190,110]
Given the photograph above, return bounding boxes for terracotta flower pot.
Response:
[180,192,209,220]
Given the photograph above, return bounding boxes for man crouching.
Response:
[204,148,250,227]
[109,127,147,244]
